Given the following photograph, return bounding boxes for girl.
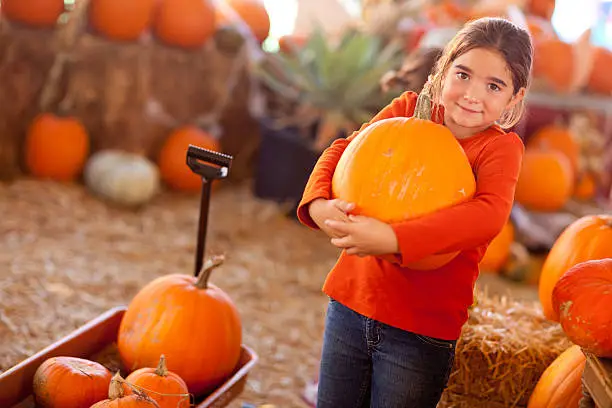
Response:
[296,17,533,408]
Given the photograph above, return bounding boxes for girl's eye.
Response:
[457,72,469,80]
[488,83,501,92]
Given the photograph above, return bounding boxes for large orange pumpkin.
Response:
[25,113,90,182]
[125,355,190,408]
[153,0,216,48]
[527,125,580,176]
[225,0,270,44]
[117,256,242,395]
[158,126,221,192]
[1,0,64,28]
[533,39,574,93]
[91,373,159,408]
[479,221,514,273]
[332,93,476,270]
[553,258,612,358]
[89,0,156,42]
[527,345,585,408]
[514,150,573,212]
[538,214,612,321]
[32,357,112,408]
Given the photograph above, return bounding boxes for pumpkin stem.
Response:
[155,355,168,377]
[414,87,432,121]
[195,255,225,289]
[108,372,125,400]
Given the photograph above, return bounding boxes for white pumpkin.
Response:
[84,150,160,206]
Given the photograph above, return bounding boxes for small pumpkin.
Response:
[538,214,612,321]
[225,0,270,44]
[514,149,573,212]
[573,172,597,201]
[553,258,612,358]
[527,345,585,408]
[125,355,190,408]
[33,356,112,408]
[91,372,159,408]
[332,93,476,270]
[117,256,242,395]
[89,0,156,42]
[479,221,514,273]
[587,46,612,95]
[527,124,580,176]
[533,39,574,93]
[25,113,90,182]
[158,126,221,192]
[84,150,160,206]
[1,0,64,28]
[153,0,216,49]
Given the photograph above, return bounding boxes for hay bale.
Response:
[0,19,58,180]
[438,391,512,408]
[442,290,573,407]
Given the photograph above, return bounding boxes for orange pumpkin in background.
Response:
[332,94,476,270]
[538,214,612,322]
[225,0,270,43]
[553,258,612,358]
[89,0,156,42]
[527,124,580,176]
[479,221,514,273]
[158,126,221,192]
[125,355,190,408]
[25,113,90,182]
[533,39,574,93]
[587,46,612,95]
[573,172,597,200]
[153,0,216,48]
[526,0,557,20]
[1,0,64,28]
[514,150,573,212]
[33,357,112,408]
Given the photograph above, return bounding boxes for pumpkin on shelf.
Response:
[532,39,574,93]
[479,221,514,273]
[125,355,190,408]
[573,171,597,201]
[331,92,476,270]
[158,126,221,192]
[117,255,242,395]
[224,0,271,44]
[88,0,156,42]
[84,150,160,207]
[153,0,217,49]
[527,124,580,176]
[514,149,574,212]
[24,113,90,182]
[587,46,612,95]
[553,258,612,358]
[91,372,159,408]
[527,345,585,408]
[1,0,65,28]
[32,356,112,408]
[538,214,612,322]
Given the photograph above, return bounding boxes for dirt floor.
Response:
[0,178,539,407]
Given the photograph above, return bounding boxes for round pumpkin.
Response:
[84,150,160,206]
[158,126,221,192]
[89,0,156,42]
[125,355,190,408]
[117,256,242,395]
[587,46,612,95]
[552,258,612,358]
[153,0,216,49]
[514,149,573,212]
[225,0,270,44]
[573,172,597,201]
[32,356,112,408]
[479,221,514,273]
[533,39,574,93]
[527,344,585,408]
[538,214,612,321]
[91,372,159,408]
[527,124,580,176]
[1,0,64,28]
[331,93,476,270]
[526,0,556,20]
[25,113,90,182]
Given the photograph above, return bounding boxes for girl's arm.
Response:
[296,91,418,229]
[389,134,525,266]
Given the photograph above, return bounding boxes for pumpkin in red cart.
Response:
[117,256,242,395]
[125,355,190,408]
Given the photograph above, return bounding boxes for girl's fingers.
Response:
[330,235,353,248]
[332,199,355,213]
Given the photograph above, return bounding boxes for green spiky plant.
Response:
[255,26,405,151]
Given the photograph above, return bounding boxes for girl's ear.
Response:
[507,87,526,110]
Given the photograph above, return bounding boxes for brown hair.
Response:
[427,17,533,128]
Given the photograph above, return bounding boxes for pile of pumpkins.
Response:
[31,255,243,408]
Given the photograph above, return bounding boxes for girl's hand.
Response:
[308,198,355,238]
[325,215,399,257]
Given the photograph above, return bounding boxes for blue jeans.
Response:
[317,299,456,408]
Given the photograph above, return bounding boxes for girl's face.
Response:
[440,47,525,138]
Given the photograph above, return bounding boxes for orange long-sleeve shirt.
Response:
[297,91,524,340]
